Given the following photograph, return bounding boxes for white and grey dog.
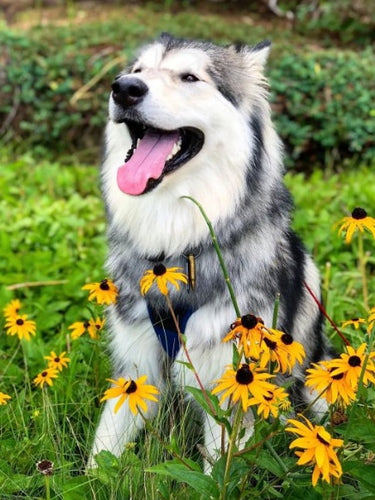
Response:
[91,33,329,465]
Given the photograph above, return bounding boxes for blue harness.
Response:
[147,305,194,359]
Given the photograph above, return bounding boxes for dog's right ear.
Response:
[231,40,271,68]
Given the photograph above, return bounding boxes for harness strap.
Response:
[147,305,194,359]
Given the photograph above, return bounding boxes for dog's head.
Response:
[108,33,271,196]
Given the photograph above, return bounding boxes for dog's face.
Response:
[107,34,271,197]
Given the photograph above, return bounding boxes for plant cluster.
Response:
[1,186,375,498]
[1,19,374,169]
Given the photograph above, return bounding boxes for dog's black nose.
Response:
[111,77,148,107]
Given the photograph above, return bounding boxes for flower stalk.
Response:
[181,196,241,318]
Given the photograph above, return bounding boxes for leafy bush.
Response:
[1,20,374,169]
[270,49,375,169]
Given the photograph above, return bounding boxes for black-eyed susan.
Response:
[305,360,357,407]
[87,317,105,340]
[211,363,274,411]
[82,278,118,305]
[44,351,70,371]
[100,375,159,415]
[68,318,105,340]
[337,207,375,244]
[0,392,11,405]
[140,264,188,296]
[5,314,36,341]
[329,343,375,388]
[286,416,343,486]
[248,385,291,419]
[259,328,305,374]
[223,314,264,360]
[341,318,366,330]
[68,320,89,340]
[33,368,59,388]
[3,299,22,319]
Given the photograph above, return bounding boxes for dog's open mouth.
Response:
[117,120,204,195]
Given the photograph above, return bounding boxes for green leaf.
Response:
[344,461,375,493]
[147,461,219,498]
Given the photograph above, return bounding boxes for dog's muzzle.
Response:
[110,77,204,196]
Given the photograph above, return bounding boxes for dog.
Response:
[90,33,330,467]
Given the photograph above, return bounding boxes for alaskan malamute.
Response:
[91,33,329,465]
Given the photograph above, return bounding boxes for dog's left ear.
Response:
[231,40,271,68]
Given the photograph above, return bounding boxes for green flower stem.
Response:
[357,232,369,310]
[221,404,243,500]
[181,196,241,318]
[345,329,375,440]
[44,475,51,500]
[272,293,280,329]
[264,440,289,474]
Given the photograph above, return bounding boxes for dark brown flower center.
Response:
[16,318,24,326]
[95,324,101,329]
[36,459,54,476]
[348,355,361,367]
[263,337,277,350]
[41,371,48,377]
[330,369,344,380]
[54,357,60,363]
[263,391,274,402]
[99,279,110,290]
[235,364,254,384]
[125,380,137,394]
[153,264,167,276]
[281,333,293,345]
[351,207,367,220]
[83,321,90,328]
[241,314,258,329]
[316,432,330,446]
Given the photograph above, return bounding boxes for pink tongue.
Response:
[117,129,179,195]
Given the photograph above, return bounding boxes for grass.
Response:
[0,153,374,498]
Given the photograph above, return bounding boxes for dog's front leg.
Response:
[88,315,165,468]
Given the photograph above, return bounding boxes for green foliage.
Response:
[1,12,374,170]
[271,49,375,169]
[1,153,375,498]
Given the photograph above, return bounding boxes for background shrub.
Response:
[1,19,374,170]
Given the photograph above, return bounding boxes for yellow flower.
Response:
[140,264,188,296]
[44,351,70,371]
[68,321,88,339]
[0,392,11,405]
[329,343,375,388]
[68,318,105,340]
[341,318,366,330]
[87,317,106,339]
[337,207,375,243]
[33,368,59,388]
[305,360,357,407]
[286,416,343,486]
[223,314,265,359]
[211,363,274,412]
[100,375,159,415]
[367,307,375,333]
[259,328,305,374]
[248,385,291,419]
[5,314,36,341]
[3,299,22,319]
[82,278,118,305]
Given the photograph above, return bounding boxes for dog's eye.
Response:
[181,73,199,83]
[133,68,142,74]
